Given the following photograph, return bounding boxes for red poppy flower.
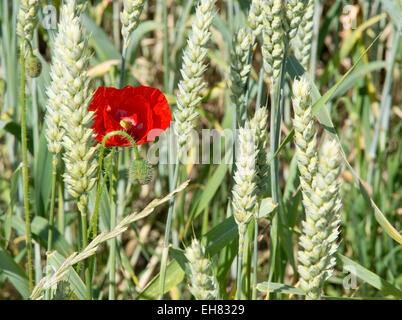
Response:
[89,85,172,147]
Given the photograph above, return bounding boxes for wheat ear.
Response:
[185,239,219,300]
[230,28,252,115]
[232,121,258,298]
[250,107,269,198]
[292,76,318,195]
[17,0,40,42]
[261,0,284,88]
[292,0,314,70]
[298,139,342,300]
[55,0,97,205]
[285,0,308,40]
[292,76,342,299]
[120,0,146,47]
[232,121,258,233]
[174,0,215,159]
[248,0,264,38]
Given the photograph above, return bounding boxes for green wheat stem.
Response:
[309,0,321,81]
[47,156,58,252]
[57,183,64,234]
[20,41,33,294]
[163,0,169,91]
[252,216,258,299]
[78,201,91,299]
[159,161,179,298]
[45,155,58,299]
[119,44,127,89]
[236,230,245,300]
[267,43,288,287]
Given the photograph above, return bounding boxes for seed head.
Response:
[26,55,42,78]
[129,159,153,185]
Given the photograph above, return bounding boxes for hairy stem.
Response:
[20,41,33,294]
[108,148,117,300]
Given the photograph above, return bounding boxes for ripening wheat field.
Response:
[0,0,401,301]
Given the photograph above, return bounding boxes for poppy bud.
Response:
[129,159,153,185]
[26,55,42,78]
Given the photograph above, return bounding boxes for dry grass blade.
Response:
[29,180,190,299]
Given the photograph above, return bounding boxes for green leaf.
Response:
[337,254,402,298]
[191,163,228,219]
[126,21,161,62]
[145,216,239,299]
[82,14,121,61]
[0,120,34,154]
[0,247,29,299]
[5,164,22,247]
[332,61,387,99]
[380,0,402,28]
[256,282,305,296]
[137,260,185,300]
[258,198,278,219]
[33,130,53,217]
[8,216,73,257]
[47,251,87,300]
[204,216,238,256]
[170,248,190,274]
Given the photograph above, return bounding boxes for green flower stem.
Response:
[108,148,117,300]
[88,131,138,298]
[91,131,139,240]
[20,41,33,294]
